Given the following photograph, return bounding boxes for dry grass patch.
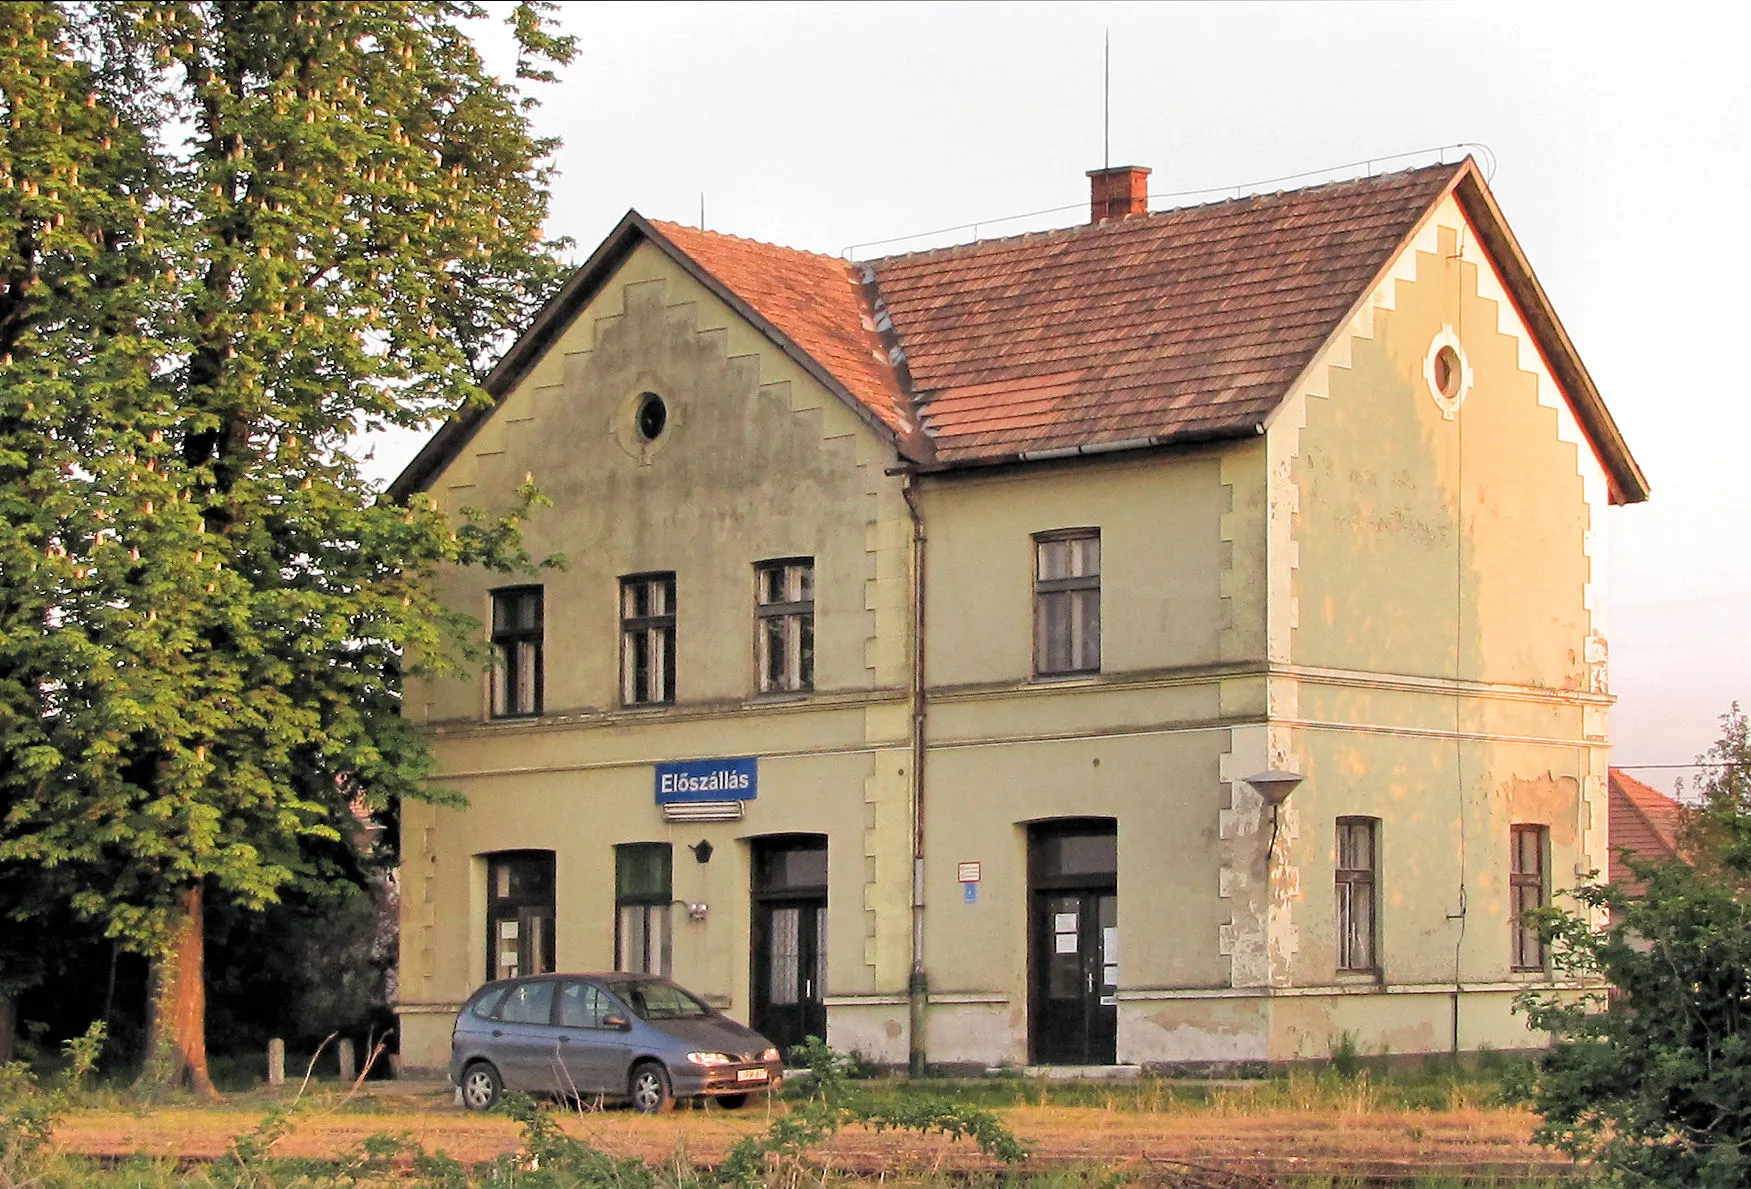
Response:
[49,1088,1566,1182]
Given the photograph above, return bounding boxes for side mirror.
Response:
[602,1014,631,1031]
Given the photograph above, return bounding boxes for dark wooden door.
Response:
[752,899,826,1055]
[1028,820,1118,1066]
[750,836,829,1058]
[1031,890,1117,1064]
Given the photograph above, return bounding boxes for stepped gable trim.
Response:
[1267,158,1646,505]
[647,220,931,462]
[387,211,924,503]
[1448,166,1647,504]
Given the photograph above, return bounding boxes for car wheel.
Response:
[715,1093,748,1110]
[628,1061,673,1114]
[460,1061,502,1111]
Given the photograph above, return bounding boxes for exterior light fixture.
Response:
[1242,770,1303,805]
[1242,770,1304,857]
[690,840,713,864]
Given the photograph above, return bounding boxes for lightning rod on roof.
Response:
[1103,29,1110,170]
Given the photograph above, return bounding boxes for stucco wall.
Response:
[920,454,1235,689]
[396,196,1619,1073]
[411,240,913,722]
[396,243,918,1071]
[1251,194,1612,1041]
[906,452,1258,1065]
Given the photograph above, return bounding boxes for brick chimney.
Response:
[1087,165,1151,222]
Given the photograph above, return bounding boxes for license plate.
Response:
[736,1068,768,1083]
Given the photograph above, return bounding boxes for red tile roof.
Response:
[649,221,919,446]
[647,165,1461,466]
[389,158,1648,505]
[867,164,1461,463]
[1608,768,1684,892]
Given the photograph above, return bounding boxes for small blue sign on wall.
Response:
[655,757,758,803]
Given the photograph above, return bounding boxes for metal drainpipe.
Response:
[901,475,929,1077]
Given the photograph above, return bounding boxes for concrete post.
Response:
[267,1038,285,1087]
[338,1038,356,1083]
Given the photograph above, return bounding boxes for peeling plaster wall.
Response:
[1256,194,1612,1053]
[825,1001,912,1066]
[1122,996,1271,1066]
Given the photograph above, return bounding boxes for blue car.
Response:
[449,972,783,1112]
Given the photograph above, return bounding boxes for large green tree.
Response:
[0,1,572,1090]
[1518,706,1751,1187]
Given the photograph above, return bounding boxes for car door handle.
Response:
[557,1035,570,1043]
[492,1030,503,1038]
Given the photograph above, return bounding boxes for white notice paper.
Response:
[1054,933,1078,954]
[1103,927,1118,963]
[1054,913,1077,932]
[1104,964,1119,987]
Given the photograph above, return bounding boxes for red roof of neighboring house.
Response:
[1608,768,1684,891]
[389,158,1649,506]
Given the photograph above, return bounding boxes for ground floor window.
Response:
[616,843,672,976]
[486,850,555,981]
[1336,817,1378,972]
[1510,824,1548,970]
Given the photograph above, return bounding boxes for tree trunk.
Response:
[140,885,217,1097]
[0,996,15,1064]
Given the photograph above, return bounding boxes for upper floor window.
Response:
[1510,824,1548,970]
[490,586,543,718]
[756,559,814,694]
[1034,531,1100,676]
[1336,817,1378,972]
[621,573,676,706]
[615,842,673,977]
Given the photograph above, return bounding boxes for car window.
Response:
[497,980,555,1025]
[558,981,609,1028]
[606,979,710,1020]
[469,985,511,1019]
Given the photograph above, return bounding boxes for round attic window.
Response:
[1433,346,1462,400]
[1422,329,1472,420]
[635,392,668,441]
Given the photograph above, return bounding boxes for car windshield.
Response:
[605,978,711,1020]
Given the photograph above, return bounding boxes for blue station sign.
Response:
[654,756,758,803]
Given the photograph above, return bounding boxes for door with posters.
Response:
[1028,822,1117,1065]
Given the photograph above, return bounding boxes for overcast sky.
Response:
[364,2,1749,783]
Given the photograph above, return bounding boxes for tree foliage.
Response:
[1518,706,1751,1188]
[0,0,573,1080]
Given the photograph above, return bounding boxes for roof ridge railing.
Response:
[842,142,1496,261]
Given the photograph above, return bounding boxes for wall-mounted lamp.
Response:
[1242,770,1304,857]
[685,902,708,922]
[1242,770,1303,805]
[689,840,713,864]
